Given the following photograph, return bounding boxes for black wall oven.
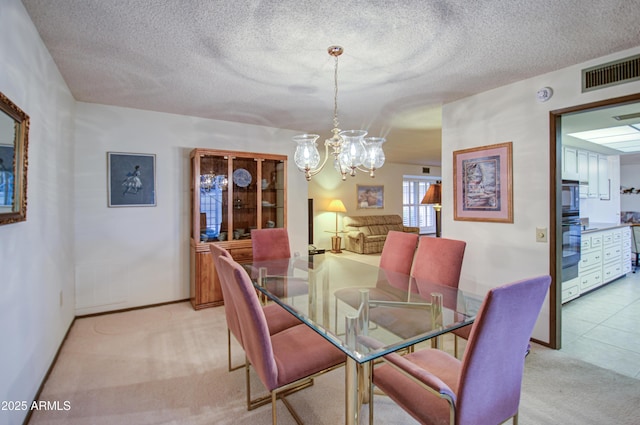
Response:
[561,180,581,282]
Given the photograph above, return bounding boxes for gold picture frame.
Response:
[0,91,29,226]
[453,142,513,223]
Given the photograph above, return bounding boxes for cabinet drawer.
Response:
[229,247,254,262]
[589,234,603,248]
[579,249,602,271]
[581,238,591,250]
[603,245,622,263]
[612,230,622,243]
[602,232,614,245]
[603,261,622,282]
[562,279,580,304]
[580,269,602,291]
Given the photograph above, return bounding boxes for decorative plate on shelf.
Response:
[233,168,252,187]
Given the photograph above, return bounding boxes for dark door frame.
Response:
[548,92,640,349]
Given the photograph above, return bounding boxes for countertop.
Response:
[581,222,630,233]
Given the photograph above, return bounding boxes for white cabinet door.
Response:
[578,150,589,198]
[578,150,589,182]
[598,155,609,199]
[588,152,598,198]
[562,146,579,180]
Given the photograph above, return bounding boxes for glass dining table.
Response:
[245,253,483,425]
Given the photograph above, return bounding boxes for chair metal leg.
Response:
[369,368,375,425]
[228,329,243,372]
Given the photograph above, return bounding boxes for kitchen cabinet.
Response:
[578,232,603,294]
[587,152,598,198]
[598,155,609,199]
[562,146,579,181]
[189,148,287,309]
[566,225,631,303]
[578,150,589,198]
[567,148,608,199]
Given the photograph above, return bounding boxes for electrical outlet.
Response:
[536,227,547,242]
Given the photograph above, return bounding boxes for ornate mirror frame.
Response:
[0,91,29,225]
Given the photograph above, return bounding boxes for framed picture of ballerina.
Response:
[453,142,513,223]
[107,152,156,207]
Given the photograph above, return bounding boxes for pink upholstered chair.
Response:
[411,236,466,289]
[333,231,419,330]
[369,275,551,425]
[217,255,345,423]
[251,228,292,262]
[411,236,468,355]
[210,244,300,372]
[251,228,310,299]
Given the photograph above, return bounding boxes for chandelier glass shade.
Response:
[293,46,386,181]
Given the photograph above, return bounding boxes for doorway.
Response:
[550,92,640,350]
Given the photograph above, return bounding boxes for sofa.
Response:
[343,214,420,254]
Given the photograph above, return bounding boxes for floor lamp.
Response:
[327,199,347,253]
[421,182,442,237]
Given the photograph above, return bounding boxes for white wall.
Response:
[442,46,640,343]
[308,162,441,250]
[74,103,306,314]
[0,1,76,424]
[621,163,640,213]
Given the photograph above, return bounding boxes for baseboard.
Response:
[76,298,190,318]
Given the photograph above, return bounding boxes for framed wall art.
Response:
[356,184,384,209]
[107,152,156,207]
[0,91,29,225]
[453,142,513,223]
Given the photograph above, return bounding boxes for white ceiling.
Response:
[21,0,640,166]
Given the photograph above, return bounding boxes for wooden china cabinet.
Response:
[189,148,287,309]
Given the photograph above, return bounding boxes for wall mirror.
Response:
[0,91,29,225]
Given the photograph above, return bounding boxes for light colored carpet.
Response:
[28,299,640,425]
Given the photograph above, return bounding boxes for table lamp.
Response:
[327,199,347,253]
[421,182,442,237]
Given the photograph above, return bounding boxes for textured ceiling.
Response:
[21,0,640,166]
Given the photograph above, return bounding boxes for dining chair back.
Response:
[455,275,550,424]
[370,275,551,425]
[411,236,466,289]
[332,231,418,332]
[217,256,345,423]
[251,228,291,261]
[379,230,419,275]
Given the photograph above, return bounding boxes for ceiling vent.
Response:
[582,54,640,92]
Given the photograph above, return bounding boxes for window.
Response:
[403,177,439,234]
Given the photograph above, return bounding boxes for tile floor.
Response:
[561,271,640,379]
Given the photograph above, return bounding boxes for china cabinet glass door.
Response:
[199,154,229,242]
[261,159,286,229]
[231,157,258,239]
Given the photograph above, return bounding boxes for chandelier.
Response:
[293,46,386,181]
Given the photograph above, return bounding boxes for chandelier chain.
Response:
[333,55,339,130]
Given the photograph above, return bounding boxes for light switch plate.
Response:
[536,227,547,242]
